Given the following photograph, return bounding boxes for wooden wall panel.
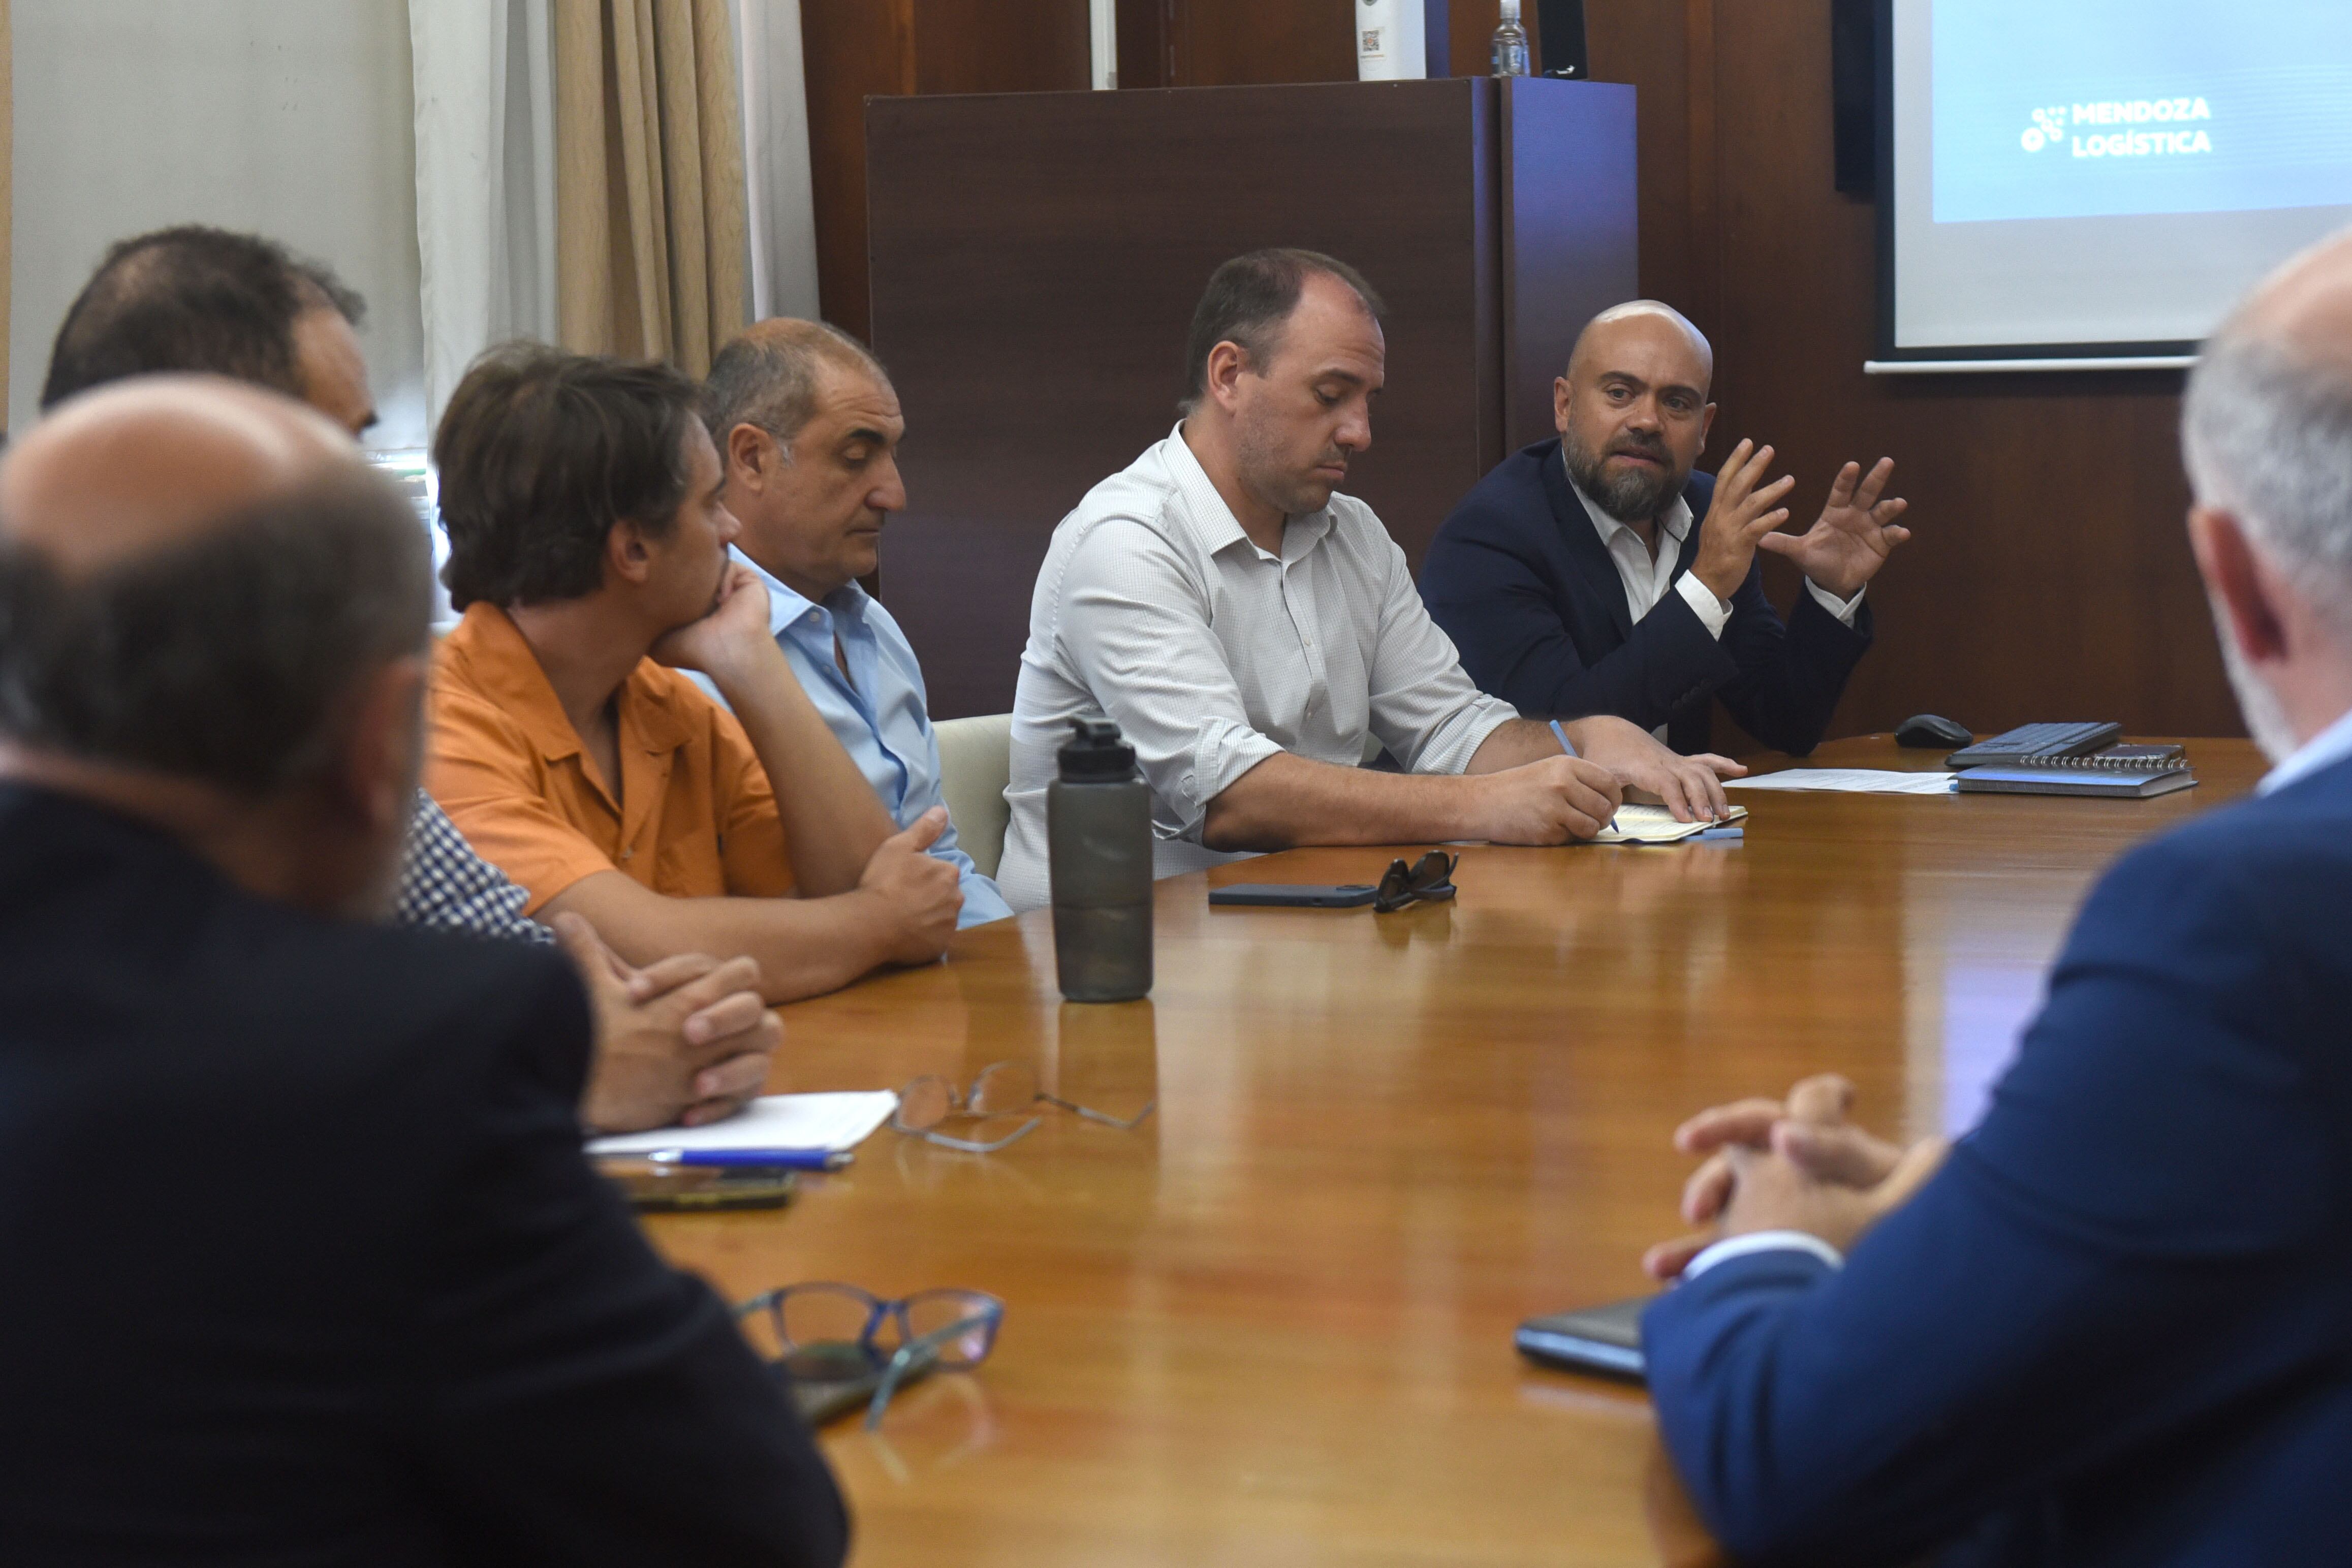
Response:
[1499,77,1639,450]
[910,0,1091,95]
[1176,0,1355,85]
[798,0,1089,339]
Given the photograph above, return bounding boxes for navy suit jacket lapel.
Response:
[1540,444,1635,644]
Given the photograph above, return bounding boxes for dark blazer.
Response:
[0,785,848,1567]
[1419,439,1872,755]
[1642,752,2352,1568]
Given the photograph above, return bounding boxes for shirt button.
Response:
[620,847,635,861]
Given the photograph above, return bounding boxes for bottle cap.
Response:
[1499,0,1521,17]
[1058,718,1139,781]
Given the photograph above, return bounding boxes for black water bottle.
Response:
[1048,719,1153,1001]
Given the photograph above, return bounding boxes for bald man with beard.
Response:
[1421,301,1910,761]
[0,379,846,1566]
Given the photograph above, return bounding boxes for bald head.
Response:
[1566,301,1715,391]
[3,377,358,577]
[1556,300,1719,523]
[2216,231,2352,358]
[2184,231,2352,628]
[0,377,430,797]
[2181,228,2352,759]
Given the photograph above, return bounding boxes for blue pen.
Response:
[642,1148,853,1172]
[1551,719,1621,835]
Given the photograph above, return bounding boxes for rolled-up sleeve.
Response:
[1364,533,1520,775]
[1055,519,1284,841]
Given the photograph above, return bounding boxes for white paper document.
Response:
[586,1091,899,1157]
[1723,769,1958,796]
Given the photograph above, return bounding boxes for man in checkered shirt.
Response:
[396,794,547,940]
[40,225,780,1135]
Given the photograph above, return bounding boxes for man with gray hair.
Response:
[703,318,1011,924]
[1628,235,2352,1565]
[0,378,846,1563]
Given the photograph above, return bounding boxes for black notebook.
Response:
[1957,765,2198,798]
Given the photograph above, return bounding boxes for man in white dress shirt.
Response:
[702,319,1012,925]
[997,249,1741,912]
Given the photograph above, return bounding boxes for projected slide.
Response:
[1885,0,2352,359]
[1932,0,2352,226]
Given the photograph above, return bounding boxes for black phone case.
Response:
[1515,1295,1652,1382]
[1208,883,1378,908]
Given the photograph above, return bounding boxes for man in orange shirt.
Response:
[427,345,962,1001]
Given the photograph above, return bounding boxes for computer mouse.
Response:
[1895,713,1973,748]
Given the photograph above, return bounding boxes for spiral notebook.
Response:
[2007,743,2185,771]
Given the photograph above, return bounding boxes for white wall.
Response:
[9,0,427,449]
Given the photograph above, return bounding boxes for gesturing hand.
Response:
[1689,440,1798,604]
[552,912,784,1134]
[1758,457,1911,599]
[1641,1073,1947,1279]
[649,562,775,683]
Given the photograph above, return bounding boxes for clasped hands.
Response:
[554,912,782,1136]
[1643,1073,1950,1282]
[1693,443,1912,606]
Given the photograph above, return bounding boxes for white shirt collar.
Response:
[2257,702,2352,795]
[1165,421,1335,563]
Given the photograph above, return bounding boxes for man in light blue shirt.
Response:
[702,321,1012,926]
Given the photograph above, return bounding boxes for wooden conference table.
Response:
[651,736,2261,1567]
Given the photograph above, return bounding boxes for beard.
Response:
[1562,423,1684,523]
[2211,597,2302,764]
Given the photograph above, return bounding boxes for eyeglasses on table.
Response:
[1374,850,1458,913]
[736,1281,1005,1430]
[891,1059,1156,1153]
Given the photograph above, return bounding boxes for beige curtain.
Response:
[552,0,749,375]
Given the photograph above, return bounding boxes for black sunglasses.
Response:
[1373,850,1458,914]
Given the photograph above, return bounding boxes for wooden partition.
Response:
[866,77,1635,719]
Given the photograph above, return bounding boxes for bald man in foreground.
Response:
[1421,301,1909,760]
[0,379,845,1564]
[1635,234,2352,1564]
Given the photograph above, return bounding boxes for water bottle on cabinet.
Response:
[1492,0,1531,77]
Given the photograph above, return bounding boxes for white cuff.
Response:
[1804,578,1866,626]
[1674,571,1733,639]
[1682,1230,1845,1280]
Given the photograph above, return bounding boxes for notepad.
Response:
[1589,802,1750,843]
[586,1091,899,1157]
[1723,769,1959,795]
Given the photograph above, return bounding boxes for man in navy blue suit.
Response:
[1637,237,2352,1566]
[1421,302,1909,762]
